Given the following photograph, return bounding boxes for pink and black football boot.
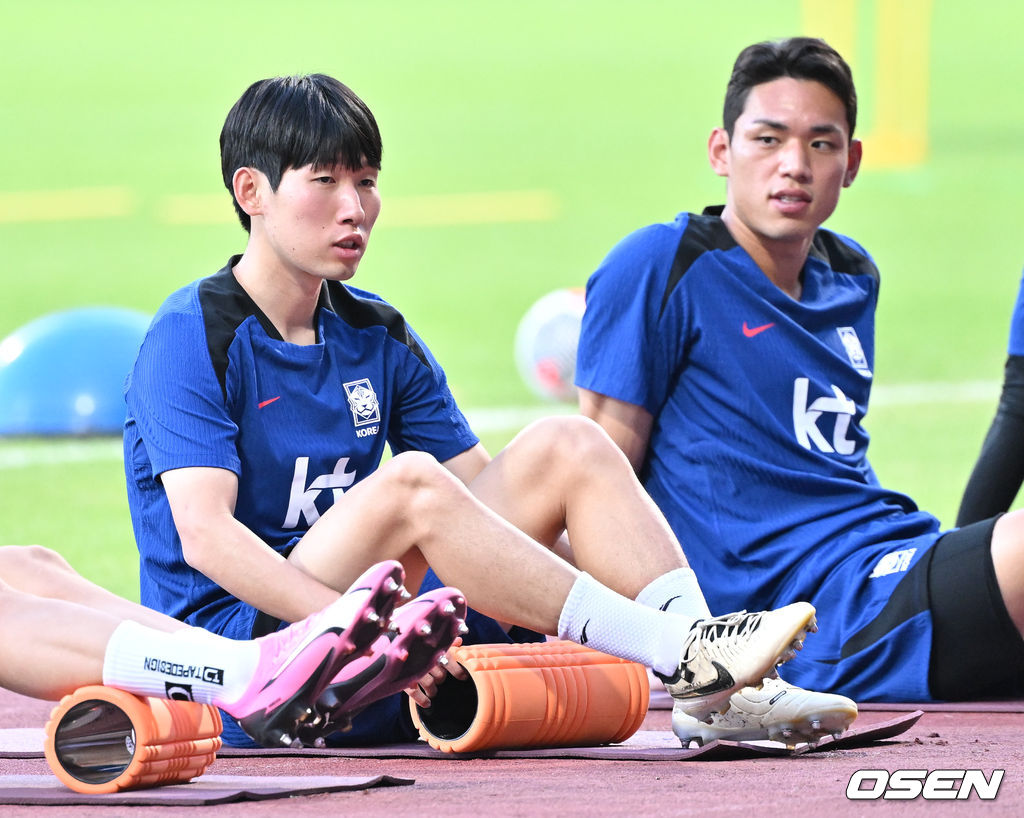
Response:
[223,560,408,747]
[298,586,468,746]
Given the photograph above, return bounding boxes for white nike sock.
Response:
[635,567,711,619]
[556,572,695,676]
[102,621,258,707]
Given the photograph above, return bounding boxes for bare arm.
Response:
[578,388,654,474]
[441,442,492,485]
[161,466,341,623]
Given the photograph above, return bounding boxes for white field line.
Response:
[0,380,1000,471]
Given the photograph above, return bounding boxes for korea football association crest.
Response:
[344,378,381,437]
[836,327,872,377]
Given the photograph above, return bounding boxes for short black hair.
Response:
[722,37,857,139]
[220,74,382,232]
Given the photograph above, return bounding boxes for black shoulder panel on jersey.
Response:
[660,208,736,317]
[197,262,282,399]
[323,280,430,369]
[808,230,880,282]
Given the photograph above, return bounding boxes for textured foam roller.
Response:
[411,641,649,753]
[43,686,222,794]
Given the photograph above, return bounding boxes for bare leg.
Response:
[0,581,122,698]
[991,510,1024,634]
[467,416,688,597]
[290,417,690,633]
[0,545,189,698]
[0,545,181,632]
[290,450,577,634]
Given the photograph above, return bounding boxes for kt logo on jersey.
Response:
[345,378,380,437]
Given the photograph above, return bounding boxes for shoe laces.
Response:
[682,610,761,660]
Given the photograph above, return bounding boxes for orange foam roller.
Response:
[43,685,222,794]
[410,640,649,753]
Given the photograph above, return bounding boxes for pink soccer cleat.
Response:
[297,586,468,745]
[223,560,408,747]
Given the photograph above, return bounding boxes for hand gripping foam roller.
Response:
[43,685,222,794]
[411,640,649,753]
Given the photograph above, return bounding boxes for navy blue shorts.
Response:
[213,566,542,748]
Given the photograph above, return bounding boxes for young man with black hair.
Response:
[124,73,821,749]
[577,37,1024,743]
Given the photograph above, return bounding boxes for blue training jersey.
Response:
[576,210,942,619]
[1007,269,1024,356]
[124,259,478,627]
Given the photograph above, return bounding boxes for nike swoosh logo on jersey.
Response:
[258,396,281,409]
[742,321,775,338]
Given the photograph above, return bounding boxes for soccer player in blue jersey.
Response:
[577,37,1024,744]
[123,73,822,749]
[958,269,1024,525]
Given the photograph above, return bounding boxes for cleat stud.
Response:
[811,719,822,731]
[458,622,470,635]
[384,578,399,593]
[442,602,457,615]
[314,737,326,749]
[400,587,413,600]
[366,610,380,623]
[418,623,432,636]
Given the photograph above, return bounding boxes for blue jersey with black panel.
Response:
[124,259,478,628]
[577,209,946,700]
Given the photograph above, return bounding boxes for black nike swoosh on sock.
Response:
[580,620,590,645]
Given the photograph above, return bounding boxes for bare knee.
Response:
[0,545,75,588]
[377,452,468,534]
[515,415,622,470]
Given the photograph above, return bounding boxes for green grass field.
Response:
[1,0,1022,600]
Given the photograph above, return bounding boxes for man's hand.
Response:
[405,638,467,709]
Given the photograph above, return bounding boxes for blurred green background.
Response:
[1,0,1022,600]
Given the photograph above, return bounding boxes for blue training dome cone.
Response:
[0,307,151,436]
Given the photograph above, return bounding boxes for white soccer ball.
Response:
[513,287,586,403]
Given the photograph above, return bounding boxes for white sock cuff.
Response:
[557,572,599,642]
[635,567,711,619]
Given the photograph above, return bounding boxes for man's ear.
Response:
[707,128,731,178]
[232,167,265,217]
[843,139,863,187]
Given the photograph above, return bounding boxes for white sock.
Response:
[102,621,258,707]
[635,567,711,619]
[557,572,695,676]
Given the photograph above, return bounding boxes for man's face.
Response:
[709,77,861,249]
[254,161,382,283]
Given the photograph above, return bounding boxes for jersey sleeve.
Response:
[1007,269,1024,357]
[576,221,688,414]
[384,324,479,462]
[125,300,241,479]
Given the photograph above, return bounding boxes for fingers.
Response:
[405,642,467,709]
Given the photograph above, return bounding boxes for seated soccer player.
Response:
[123,73,825,749]
[577,36,1024,744]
